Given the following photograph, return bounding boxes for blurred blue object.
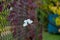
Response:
[48,14,59,33]
[48,23,58,33]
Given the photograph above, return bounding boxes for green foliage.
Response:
[0,9,10,28]
[2,33,14,40]
[37,8,48,24]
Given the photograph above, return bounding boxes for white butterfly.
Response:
[23,19,33,27]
